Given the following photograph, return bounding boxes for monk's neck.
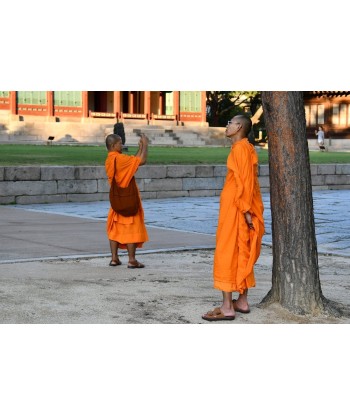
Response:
[231,136,247,146]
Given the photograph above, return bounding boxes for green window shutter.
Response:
[54,91,82,107]
[53,91,60,106]
[17,91,26,104]
[17,91,46,104]
[73,91,82,106]
[32,91,39,104]
[180,91,189,111]
[17,91,23,103]
[67,92,74,106]
[39,91,47,104]
[193,91,201,112]
[165,92,173,114]
[180,91,201,112]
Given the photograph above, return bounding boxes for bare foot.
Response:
[232,299,250,313]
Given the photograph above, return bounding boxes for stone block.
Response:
[97,179,110,193]
[167,165,195,178]
[57,180,98,194]
[139,191,157,199]
[0,195,15,204]
[325,175,350,185]
[135,178,144,191]
[312,185,330,191]
[74,166,106,179]
[67,193,108,202]
[336,164,350,175]
[310,164,318,175]
[135,166,167,179]
[311,175,325,186]
[143,178,182,191]
[0,167,4,181]
[41,166,75,180]
[4,166,41,181]
[0,181,57,196]
[259,165,270,176]
[318,164,336,175]
[195,165,214,177]
[213,166,227,177]
[183,177,223,191]
[258,176,270,188]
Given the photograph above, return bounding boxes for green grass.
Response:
[0,144,349,166]
[307,151,350,164]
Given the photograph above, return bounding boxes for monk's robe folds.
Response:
[105,152,148,249]
[213,138,264,293]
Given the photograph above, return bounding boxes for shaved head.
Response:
[233,114,252,136]
[105,134,122,150]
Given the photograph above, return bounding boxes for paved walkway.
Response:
[8,189,350,258]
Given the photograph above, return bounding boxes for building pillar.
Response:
[324,97,333,139]
[158,92,163,115]
[113,91,121,117]
[144,91,150,119]
[10,91,17,115]
[201,91,207,123]
[173,91,180,122]
[325,97,331,126]
[129,92,134,113]
[47,91,54,117]
[82,91,89,118]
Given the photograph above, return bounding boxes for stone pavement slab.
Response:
[0,206,215,263]
[8,189,350,257]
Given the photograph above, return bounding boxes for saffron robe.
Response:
[105,151,149,249]
[213,138,264,293]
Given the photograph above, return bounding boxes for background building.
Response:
[303,91,350,139]
[0,91,207,126]
[1,90,349,147]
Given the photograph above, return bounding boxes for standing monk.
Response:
[105,133,149,269]
[202,114,265,321]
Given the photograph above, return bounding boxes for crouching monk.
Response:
[105,133,149,269]
[202,114,265,321]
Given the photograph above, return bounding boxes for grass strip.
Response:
[0,144,349,166]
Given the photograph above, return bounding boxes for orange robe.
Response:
[105,151,148,249]
[213,138,264,293]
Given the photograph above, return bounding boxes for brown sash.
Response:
[109,158,140,217]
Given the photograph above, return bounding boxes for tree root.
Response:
[257,289,277,308]
[321,295,350,318]
[257,291,350,319]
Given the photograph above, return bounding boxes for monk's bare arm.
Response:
[135,141,143,158]
[138,134,149,165]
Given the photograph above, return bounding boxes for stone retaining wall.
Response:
[0,164,350,205]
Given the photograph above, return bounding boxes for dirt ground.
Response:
[1,245,349,324]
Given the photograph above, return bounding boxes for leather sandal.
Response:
[127,260,145,269]
[202,307,235,321]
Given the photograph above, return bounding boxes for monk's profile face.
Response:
[112,138,123,153]
[225,117,241,140]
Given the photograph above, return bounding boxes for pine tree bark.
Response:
[260,91,340,316]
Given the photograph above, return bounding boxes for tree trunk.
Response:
[260,91,340,316]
